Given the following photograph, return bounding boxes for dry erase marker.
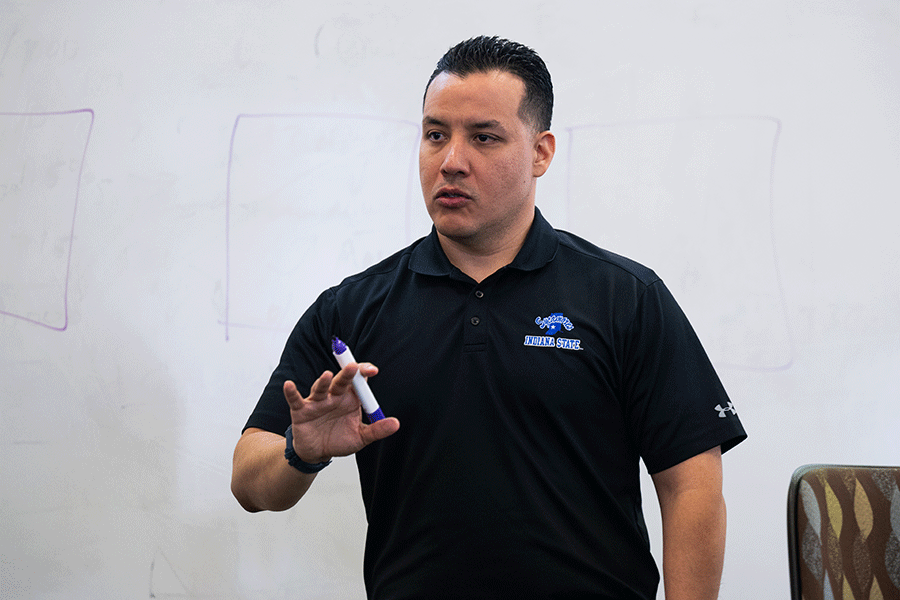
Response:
[331,336,385,423]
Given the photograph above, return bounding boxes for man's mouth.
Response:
[435,188,471,207]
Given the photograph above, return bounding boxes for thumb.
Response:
[360,417,400,446]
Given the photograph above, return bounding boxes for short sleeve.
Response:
[242,288,339,434]
[622,280,746,474]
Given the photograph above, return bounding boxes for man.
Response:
[232,36,746,600]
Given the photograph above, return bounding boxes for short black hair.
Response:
[425,36,553,132]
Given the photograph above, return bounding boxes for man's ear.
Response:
[532,130,556,177]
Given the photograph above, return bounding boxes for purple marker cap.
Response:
[366,407,385,423]
[332,336,348,355]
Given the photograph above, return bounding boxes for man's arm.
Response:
[232,427,319,512]
[231,363,400,513]
[650,446,726,600]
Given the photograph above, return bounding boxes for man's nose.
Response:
[440,139,469,176]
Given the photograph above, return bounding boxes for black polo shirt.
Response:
[245,208,746,600]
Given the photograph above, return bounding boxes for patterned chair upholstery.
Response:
[787,464,900,600]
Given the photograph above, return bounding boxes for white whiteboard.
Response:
[2,2,898,598]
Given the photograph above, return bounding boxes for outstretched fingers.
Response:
[284,372,338,421]
[282,362,399,457]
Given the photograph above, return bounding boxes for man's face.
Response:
[419,69,553,252]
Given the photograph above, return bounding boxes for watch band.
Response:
[284,425,332,473]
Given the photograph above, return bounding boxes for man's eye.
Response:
[426,131,444,142]
[475,134,494,143]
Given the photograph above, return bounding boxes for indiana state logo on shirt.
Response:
[524,313,584,351]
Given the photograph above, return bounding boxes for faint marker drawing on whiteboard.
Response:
[224,114,421,340]
[565,116,793,371]
[0,110,94,331]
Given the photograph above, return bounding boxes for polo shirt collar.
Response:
[409,207,559,277]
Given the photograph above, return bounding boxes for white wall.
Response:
[1,1,898,598]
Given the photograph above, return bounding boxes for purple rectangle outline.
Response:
[0,109,95,332]
[564,114,793,372]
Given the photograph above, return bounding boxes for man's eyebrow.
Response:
[470,119,503,130]
[422,116,506,131]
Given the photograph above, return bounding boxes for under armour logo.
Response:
[715,402,737,418]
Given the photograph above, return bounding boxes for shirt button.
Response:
[474,290,484,299]
[470,316,481,326]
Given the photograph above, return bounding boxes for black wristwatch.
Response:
[284,426,332,473]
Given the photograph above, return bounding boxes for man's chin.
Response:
[435,226,476,245]
[430,212,476,239]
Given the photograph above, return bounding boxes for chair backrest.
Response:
[787,464,900,600]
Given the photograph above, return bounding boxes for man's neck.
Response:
[436,215,533,283]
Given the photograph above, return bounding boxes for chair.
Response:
[787,464,900,600]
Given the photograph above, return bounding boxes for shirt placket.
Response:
[463,287,488,352]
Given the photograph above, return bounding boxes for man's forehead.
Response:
[425,69,525,99]
[422,70,526,124]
